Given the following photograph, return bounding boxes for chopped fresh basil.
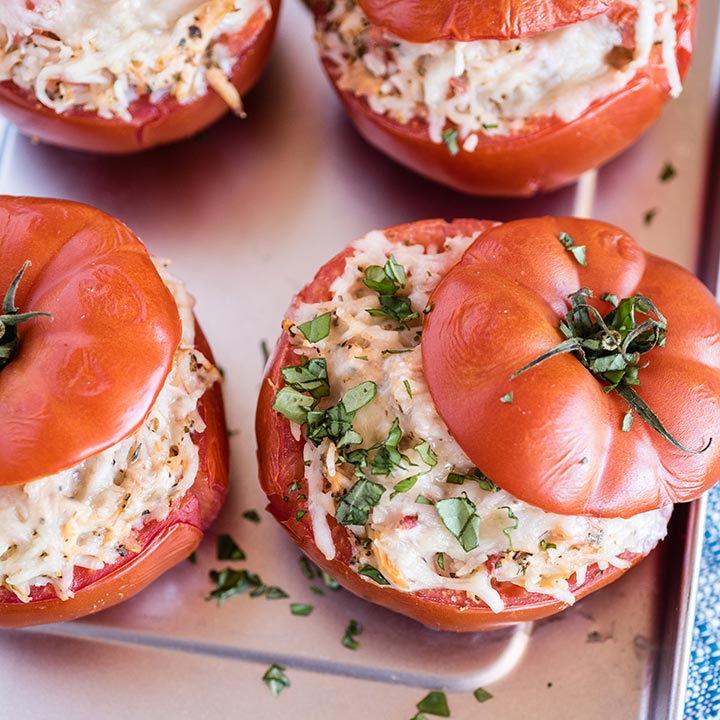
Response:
[342,619,363,650]
[320,570,341,590]
[417,691,450,717]
[501,506,519,549]
[371,418,409,475]
[358,564,390,585]
[335,478,386,525]
[442,127,459,156]
[500,391,513,404]
[242,510,261,524]
[446,468,499,493]
[622,409,634,432]
[415,494,434,505]
[474,687,493,703]
[299,557,314,579]
[558,232,587,267]
[643,208,658,226]
[403,379,413,397]
[436,552,445,571]
[272,386,315,425]
[281,357,330,399]
[341,381,377,413]
[539,539,557,551]
[295,510,307,521]
[216,534,246,561]
[207,568,287,604]
[660,162,677,182]
[263,664,290,697]
[297,311,332,343]
[391,475,418,498]
[364,257,418,328]
[290,603,314,616]
[415,440,438,468]
[436,495,480,552]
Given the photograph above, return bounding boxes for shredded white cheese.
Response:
[286,230,670,611]
[0,0,271,121]
[317,0,682,144]
[0,260,221,602]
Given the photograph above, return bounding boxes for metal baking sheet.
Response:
[1,1,719,717]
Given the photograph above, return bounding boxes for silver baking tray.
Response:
[1,2,719,717]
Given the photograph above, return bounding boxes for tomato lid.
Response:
[355,0,610,42]
[0,196,182,485]
[422,217,720,517]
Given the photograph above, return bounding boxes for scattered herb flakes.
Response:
[539,538,557,551]
[415,494,434,505]
[404,379,413,397]
[290,603,314,616]
[265,586,290,600]
[207,568,287,604]
[358,564,390,585]
[370,418,409,475]
[320,569,341,590]
[342,619,363,650]
[263,664,290,697]
[310,585,324,596]
[415,440,438,468]
[643,207,658,226]
[336,478,386,525]
[281,357,330,400]
[299,556,314,579]
[501,506,519,549]
[660,162,677,182]
[391,475,418,498]
[474,687,493,703]
[446,468,499,493]
[622,409,634,432]
[187,551,197,564]
[500,391,513,403]
[436,495,480,552]
[423,302,434,315]
[558,231,587,267]
[216,533,246,561]
[417,691,450,717]
[364,256,419,328]
[242,509,261,524]
[436,552,445,571]
[297,311,332,343]
[442,127,460,156]
[273,386,315,425]
[295,509,307,521]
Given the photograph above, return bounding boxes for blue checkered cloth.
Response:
[685,485,720,719]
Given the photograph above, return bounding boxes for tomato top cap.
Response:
[0,196,182,485]
[354,0,610,42]
[422,217,720,518]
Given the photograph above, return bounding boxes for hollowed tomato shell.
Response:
[256,218,648,631]
[0,0,280,154]
[423,217,720,518]
[0,323,230,627]
[355,0,610,42]
[318,1,696,196]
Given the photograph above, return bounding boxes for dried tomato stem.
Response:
[0,261,52,369]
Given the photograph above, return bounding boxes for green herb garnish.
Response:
[358,564,390,585]
[391,475,418,498]
[474,687,493,703]
[281,357,330,399]
[364,257,419,328]
[415,440,438,468]
[290,603,314,616]
[558,232,587,267]
[446,468,499,492]
[500,391,513,403]
[442,127,459,156]
[436,495,480,552]
[335,478,386,525]
[342,619,363,650]
[242,510,261,524]
[510,287,709,453]
[216,534,246,561]
[660,162,677,182]
[263,664,290,697]
[297,311,332,343]
[417,691,450,717]
[501,506,519,549]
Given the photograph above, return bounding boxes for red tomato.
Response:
[256,219,653,631]
[0,0,280,154]
[0,197,229,627]
[316,1,696,196]
[423,217,720,518]
[355,0,610,42]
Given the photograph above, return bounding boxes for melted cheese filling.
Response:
[0,260,220,603]
[317,0,681,146]
[0,0,271,120]
[284,230,670,612]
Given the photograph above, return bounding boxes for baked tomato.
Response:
[256,218,698,631]
[0,197,229,627]
[0,0,280,154]
[314,0,696,196]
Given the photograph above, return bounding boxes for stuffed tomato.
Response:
[256,217,720,631]
[314,0,696,196]
[0,0,280,153]
[0,196,229,627]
